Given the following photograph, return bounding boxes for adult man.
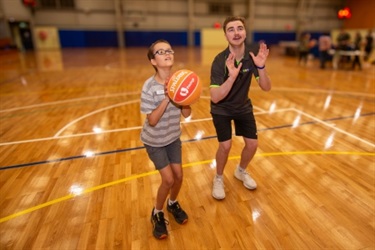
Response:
[210,16,271,200]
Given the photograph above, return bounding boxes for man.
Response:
[210,16,271,200]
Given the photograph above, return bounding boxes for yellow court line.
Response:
[1,151,374,223]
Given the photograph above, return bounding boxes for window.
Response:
[39,0,75,9]
[209,2,232,15]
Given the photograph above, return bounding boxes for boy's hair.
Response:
[223,16,246,33]
[147,39,171,72]
[147,39,171,60]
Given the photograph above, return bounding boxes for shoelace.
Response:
[214,177,224,187]
[156,213,169,225]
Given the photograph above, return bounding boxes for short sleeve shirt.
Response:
[140,76,182,147]
[210,46,259,115]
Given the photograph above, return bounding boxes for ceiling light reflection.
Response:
[195,130,204,140]
[269,101,276,113]
[210,159,216,169]
[324,133,335,149]
[252,209,261,221]
[70,184,84,196]
[324,95,332,110]
[184,115,192,122]
[84,150,95,157]
[353,106,361,122]
[93,126,103,133]
[292,115,301,128]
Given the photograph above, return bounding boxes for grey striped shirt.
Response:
[140,76,182,147]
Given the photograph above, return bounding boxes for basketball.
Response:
[167,69,202,106]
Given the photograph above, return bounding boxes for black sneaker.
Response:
[167,200,188,224]
[150,208,168,239]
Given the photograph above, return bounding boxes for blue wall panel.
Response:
[253,32,296,45]
[85,31,118,47]
[59,30,118,48]
[59,30,86,47]
[58,29,322,54]
[124,31,188,47]
[59,30,199,48]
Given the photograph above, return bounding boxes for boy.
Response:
[140,39,191,239]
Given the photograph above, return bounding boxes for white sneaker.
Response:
[212,176,225,200]
[234,168,257,190]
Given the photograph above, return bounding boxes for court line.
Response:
[265,87,375,98]
[53,100,139,137]
[0,150,373,224]
[0,108,295,146]
[1,87,373,114]
[0,92,140,113]
[54,97,265,137]
[292,108,375,147]
[1,108,373,148]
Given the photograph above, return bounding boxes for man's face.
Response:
[225,20,246,46]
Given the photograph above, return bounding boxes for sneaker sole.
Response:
[212,193,225,200]
[234,172,257,190]
[167,208,189,225]
[179,218,188,224]
[167,206,189,225]
[154,233,168,240]
[150,216,168,240]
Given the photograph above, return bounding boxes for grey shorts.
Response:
[144,138,182,170]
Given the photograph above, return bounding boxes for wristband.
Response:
[256,65,265,69]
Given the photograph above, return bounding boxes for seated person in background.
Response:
[352,32,362,70]
[336,29,351,51]
[364,29,374,62]
[298,32,311,66]
[335,29,352,67]
[318,33,332,69]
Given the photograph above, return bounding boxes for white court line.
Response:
[252,87,375,98]
[0,106,373,147]
[0,108,305,146]
[3,88,372,114]
[0,92,140,113]
[291,107,375,148]
[53,100,139,137]
[1,108,275,146]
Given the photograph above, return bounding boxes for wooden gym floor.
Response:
[0,46,374,249]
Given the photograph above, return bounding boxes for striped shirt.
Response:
[140,76,182,147]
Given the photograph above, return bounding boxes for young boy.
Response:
[140,39,190,239]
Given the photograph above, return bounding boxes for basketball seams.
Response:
[174,72,194,103]
[173,72,191,102]
[167,69,201,105]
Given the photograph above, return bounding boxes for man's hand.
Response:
[250,42,269,68]
[226,53,242,79]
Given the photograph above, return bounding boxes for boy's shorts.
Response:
[144,138,182,170]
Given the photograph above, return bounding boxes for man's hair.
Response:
[223,16,246,33]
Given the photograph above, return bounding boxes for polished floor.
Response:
[0,46,374,249]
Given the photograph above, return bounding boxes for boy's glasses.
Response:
[154,49,174,56]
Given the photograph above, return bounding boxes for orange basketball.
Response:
[167,69,202,106]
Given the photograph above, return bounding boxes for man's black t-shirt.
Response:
[210,46,259,115]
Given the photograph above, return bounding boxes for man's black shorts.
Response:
[211,113,258,142]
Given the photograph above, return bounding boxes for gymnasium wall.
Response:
[1,0,371,49]
[344,0,375,29]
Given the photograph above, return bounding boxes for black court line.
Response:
[1,112,374,171]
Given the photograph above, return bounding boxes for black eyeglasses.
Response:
[154,49,174,56]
